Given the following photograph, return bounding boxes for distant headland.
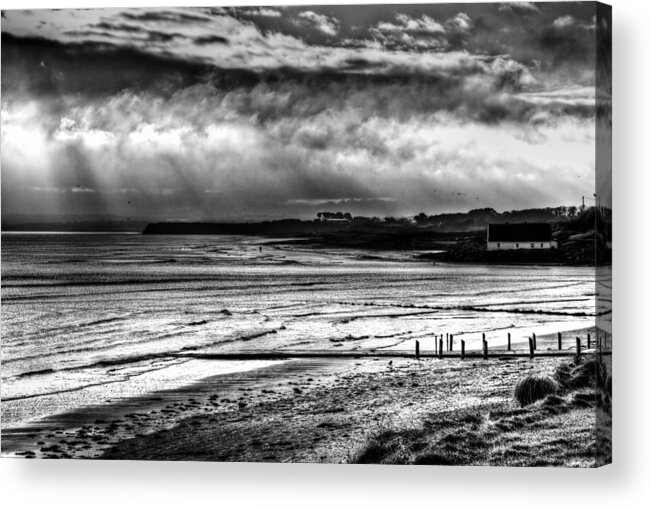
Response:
[142,207,611,266]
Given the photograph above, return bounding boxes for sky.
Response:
[1,2,609,221]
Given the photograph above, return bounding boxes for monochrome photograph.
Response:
[1,2,611,466]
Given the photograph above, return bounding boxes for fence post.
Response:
[450,334,454,352]
[482,338,488,360]
[438,338,443,359]
[558,332,562,350]
[587,333,591,349]
[528,337,534,359]
[576,337,581,358]
[532,333,537,350]
[415,340,420,359]
[461,340,465,360]
[507,332,511,351]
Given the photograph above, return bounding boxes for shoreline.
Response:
[1,358,354,458]
[2,327,606,460]
[3,331,610,464]
[98,354,608,465]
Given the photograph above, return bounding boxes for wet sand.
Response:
[2,359,351,458]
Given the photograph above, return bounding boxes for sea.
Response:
[1,232,596,429]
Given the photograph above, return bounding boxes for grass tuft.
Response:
[514,375,558,406]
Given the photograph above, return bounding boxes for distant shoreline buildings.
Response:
[486,223,556,251]
[317,212,352,223]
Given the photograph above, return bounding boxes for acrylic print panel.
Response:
[0,2,612,466]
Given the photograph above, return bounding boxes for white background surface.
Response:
[1,0,649,505]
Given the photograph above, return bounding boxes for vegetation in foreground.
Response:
[350,355,612,467]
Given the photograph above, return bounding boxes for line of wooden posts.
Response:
[413,330,610,360]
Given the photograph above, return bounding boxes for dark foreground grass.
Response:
[349,355,612,467]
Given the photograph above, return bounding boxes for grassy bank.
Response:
[351,356,611,467]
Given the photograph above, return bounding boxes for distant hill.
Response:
[412,206,578,232]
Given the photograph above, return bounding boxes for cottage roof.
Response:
[487,223,552,242]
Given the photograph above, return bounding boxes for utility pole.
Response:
[593,193,598,268]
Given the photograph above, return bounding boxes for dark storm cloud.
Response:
[1,33,212,98]
[64,27,185,43]
[193,35,229,45]
[536,20,595,66]
[87,21,190,43]
[1,4,599,220]
[6,37,594,129]
[91,22,144,33]
[120,10,212,24]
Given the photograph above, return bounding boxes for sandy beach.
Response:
[1,234,608,465]
[3,340,611,466]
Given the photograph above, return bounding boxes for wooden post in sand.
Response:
[507,332,511,351]
[528,337,534,359]
[450,334,454,352]
[415,340,420,359]
[558,332,562,350]
[461,340,466,360]
[587,333,591,350]
[438,338,443,359]
[532,333,537,350]
[576,337,581,357]
[482,337,488,360]
[434,336,438,355]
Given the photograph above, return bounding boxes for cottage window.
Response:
[531,243,534,248]
[497,243,501,248]
[516,243,519,248]
[540,243,544,248]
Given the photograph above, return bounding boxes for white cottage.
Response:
[486,223,556,251]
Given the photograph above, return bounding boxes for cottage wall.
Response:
[487,241,555,251]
